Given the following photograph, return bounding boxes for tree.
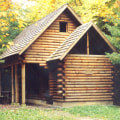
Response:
[0,0,26,54]
[105,2,120,64]
[25,0,57,24]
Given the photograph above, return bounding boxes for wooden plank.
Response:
[65,68,112,71]
[63,92,114,96]
[21,63,26,104]
[66,54,108,58]
[64,98,113,102]
[65,78,113,82]
[15,64,19,103]
[63,81,113,85]
[64,59,111,63]
[31,44,59,48]
[64,65,114,69]
[65,62,112,66]
[63,87,113,91]
[49,81,113,86]
[65,89,113,93]
[64,70,113,74]
[64,84,112,88]
[65,73,112,77]
[32,42,62,46]
[65,95,113,99]
[11,65,15,103]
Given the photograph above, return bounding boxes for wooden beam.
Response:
[15,64,19,103]
[21,63,26,104]
[87,32,89,55]
[11,65,15,103]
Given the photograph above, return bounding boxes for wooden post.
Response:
[0,70,1,96]
[11,65,15,103]
[21,63,25,104]
[15,64,19,103]
[87,32,89,55]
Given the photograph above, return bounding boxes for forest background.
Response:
[0,0,120,64]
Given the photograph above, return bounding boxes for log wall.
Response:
[48,61,65,102]
[63,54,114,102]
[24,12,78,66]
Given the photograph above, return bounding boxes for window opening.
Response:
[60,22,67,32]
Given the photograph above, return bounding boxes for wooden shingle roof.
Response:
[47,22,116,61]
[1,4,82,59]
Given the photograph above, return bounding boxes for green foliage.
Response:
[0,107,75,120]
[105,7,120,64]
[63,105,120,120]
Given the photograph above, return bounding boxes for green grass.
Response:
[0,105,120,120]
[63,105,120,120]
[0,107,75,120]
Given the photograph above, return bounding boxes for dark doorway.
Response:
[26,64,49,100]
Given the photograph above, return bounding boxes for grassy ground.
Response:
[63,105,120,120]
[0,105,120,120]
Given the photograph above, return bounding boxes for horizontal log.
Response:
[64,98,113,102]
[64,59,111,63]
[65,95,113,99]
[65,76,113,79]
[65,62,112,66]
[64,70,113,74]
[65,74,112,77]
[42,33,69,37]
[63,81,113,85]
[49,81,113,86]
[64,84,112,88]
[64,65,114,69]
[63,87,113,91]
[30,47,57,51]
[24,60,46,65]
[24,54,51,58]
[64,89,113,93]
[24,58,48,61]
[42,31,70,36]
[31,44,59,48]
[65,78,113,82]
[36,40,63,44]
[65,68,112,71]
[64,57,110,61]
[57,91,63,94]
[66,54,109,58]
[57,85,63,88]
[63,92,114,96]
[33,42,61,46]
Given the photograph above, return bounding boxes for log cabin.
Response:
[0,4,117,106]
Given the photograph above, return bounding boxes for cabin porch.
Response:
[0,63,52,105]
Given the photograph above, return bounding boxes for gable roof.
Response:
[1,4,82,59]
[47,22,117,61]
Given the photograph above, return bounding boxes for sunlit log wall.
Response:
[23,11,79,66]
[62,54,114,102]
